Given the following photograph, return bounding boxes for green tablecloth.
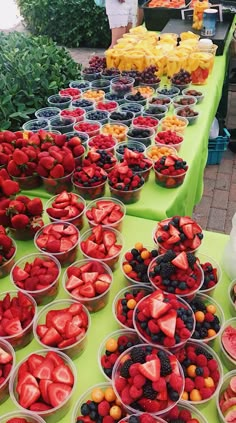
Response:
[0,212,233,422]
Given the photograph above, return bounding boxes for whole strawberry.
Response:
[0,230,16,277]
[0,168,20,198]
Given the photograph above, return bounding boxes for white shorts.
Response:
[106,0,137,28]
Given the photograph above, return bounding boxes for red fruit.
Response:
[103,231,116,249]
[51,311,72,334]
[12,149,28,165]
[3,317,22,336]
[50,164,65,178]
[46,351,64,367]
[94,280,110,294]
[149,298,171,319]
[0,346,12,364]
[11,214,30,230]
[19,383,41,408]
[138,358,161,382]
[171,252,189,270]
[1,179,20,197]
[48,382,72,408]
[27,353,44,373]
[52,364,74,386]
[79,283,96,298]
[62,154,75,173]
[26,198,43,216]
[41,327,63,347]
[46,207,68,218]
[33,358,55,380]
[158,309,177,338]
[39,378,53,404]
[40,156,55,170]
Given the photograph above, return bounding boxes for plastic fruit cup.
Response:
[90,79,111,93]
[0,239,17,279]
[124,92,147,107]
[127,127,155,148]
[196,252,222,296]
[22,119,49,133]
[86,110,109,125]
[98,329,140,381]
[148,255,204,301]
[74,121,101,138]
[1,411,46,423]
[115,140,146,161]
[11,174,42,190]
[101,123,129,142]
[62,259,113,313]
[154,131,184,152]
[9,349,76,421]
[0,339,15,404]
[109,111,135,127]
[41,170,73,195]
[72,382,125,423]
[165,401,208,423]
[132,116,159,133]
[79,226,123,270]
[112,344,184,416]
[143,104,168,120]
[188,52,214,85]
[219,318,236,370]
[133,85,155,99]
[175,107,199,125]
[45,193,86,230]
[109,181,144,205]
[85,197,126,231]
[34,222,79,267]
[216,370,236,423]
[120,102,144,117]
[33,299,90,358]
[72,178,107,201]
[95,100,118,113]
[133,294,195,353]
[72,98,95,112]
[105,92,125,105]
[60,107,86,123]
[112,285,153,329]
[82,89,105,103]
[119,415,166,423]
[47,94,72,110]
[154,167,187,188]
[149,95,172,110]
[8,226,36,241]
[172,95,197,109]
[66,130,89,147]
[111,76,135,96]
[69,80,91,91]
[49,116,76,134]
[160,116,189,134]
[10,253,61,305]
[101,70,120,80]
[180,340,223,405]
[35,107,61,119]
[182,88,204,103]
[189,293,224,345]
[157,86,180,98]
[87,134,117,154]
[146,144,177,163]
[132,160,153,182]
[0,290,36,349]
[120,245,158,285]
[81,69,101,81]
[228,280,236,316]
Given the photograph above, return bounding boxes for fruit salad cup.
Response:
[165,400,208,423]
[121,244,158,285]
[41,170,74,195]
[146,145,177,163]
[0,238,17,279]
[220,318,236,370]
[33,299,90,358]
[85,197,126,231]
[79,225,123,270]
[153,155,188,188]
[9,349,77,421]
[133,291,195,353]
[0,290,36,349]
[72,382,126,423]
[10,253,61,305]
[45,192,86,230]
[112,285,153,329]
[115,141,146,161]
[112,344,184,416]
[72,165,107,200]
[217,370,236,423]
[196,252,222,296]
[0,339,15,404]
[34,221,80,267]
[101,122,129,142]
[62,259,113,313]
[98,329,140,380]
[1,411,46,423]
[188,52,214,85]
[148,251,204,301]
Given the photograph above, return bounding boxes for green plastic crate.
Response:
[207,128,230,165]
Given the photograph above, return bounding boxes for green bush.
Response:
[0,32,81,131]
[17,0,110,48]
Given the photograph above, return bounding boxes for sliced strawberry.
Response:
[65,321,83,339]
[51,223,65,233]
[2,317,22,335]
[60,238,73,252]
[92,225,103,243]
[45,351,64,367]
[190,235,201,250]
[82,239,97,255]
[98,273,112,283]
[68,303,83,315]
[108,209,123,223]
[168,224,180,237]
[179,216,194,227]
[12,266,29,282]
[27,353,44,373]
[92,208,109,224]
[149,290,165,302]
[81,272,99,284]
[79,283,95,298]
[17,372,38,395]
[41,327,63,347]
[47,208,68,219]
[94,280,110,295]
[171,252,188,270]
[66,275,84,291]
[139,358,161,382]
[51,311,72,334]
[165,156,175,166]
[83,166,95,178]
[63,225,78,235]
[19,383,41,409]
[58,338,77,348]
[0,347,12,364]
[39,379,53,404]
[48,382,72,408]
[182,224,194,239]
[29,402,51,412]
[107,244,122,257]
[52,364,74,386]
[150,298,172,319]
[166,234,181,244]
[55,191,70,203]
[103,231,116,250]
[158,309,177,338]
[33,358,55,380]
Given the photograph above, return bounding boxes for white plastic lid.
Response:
[198,38,213,46]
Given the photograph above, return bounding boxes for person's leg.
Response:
[110,26,127,48]
[137,7,144,26]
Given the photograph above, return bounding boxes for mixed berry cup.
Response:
[119,415,166,423]
[0,238,17,279]
[34,221,80,267]
[9,349,77,421]
[1,411,46,423]
[109,182,145,205]
[115,141,146,161]
[11,174,42,190]
[79,226,123,270]
[121,244,158,285]
[154,167,188,189]
[98,329,140,381]
[228,280,236,315]
[72,166,107,201]
[33,299,90,358]
[10,253,61,305]
[22,119,49,133]
[112,285,153,330]
[0,290,36,349]
[41,170,73,194]
[217,370,236,423]
[45,193,86,230]
[47,94,72,110]
[0,338,15,404]
[112,344,184,416]
[85,197,126,231]
[220,318,236,370]
[195,252,222,296]
[165,400,208,423]
[35,106,61,120]
[62,259,113,313]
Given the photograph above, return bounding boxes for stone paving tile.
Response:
[212,189,229,209]
[218,158,234,174]
[204,166,218,180]
[203,178,216,197]
[229,184,236,202]
[215,173,231,191]
[208,208,227,232]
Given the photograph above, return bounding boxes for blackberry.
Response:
[190,299,206,312]
[157,351,172,376]
[160,262,175,277]
[162,250,176,262]
[130,348,146,363]
[187,252,197,269]
[120,359,133,378]
[199,328,208,338]
[143,381,157,399]
[195,347,213,360]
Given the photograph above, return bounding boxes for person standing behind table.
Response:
[137,0,145,25]
[106,0,138,48]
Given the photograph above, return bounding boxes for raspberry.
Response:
[101,356,111,368]
[200,387,213,399]
[98,400,110,416]
[118,335,129,346]
[109,353,119,365]
[140,414,157,423]
[195,354,207,367]
[185,378,195,392]
[129,363,141,377]
[194,376,205,390]
[176,317,185,329]
[202,367,210,378]
[121,385,133,405]
[138,398,161,413]
[169,374,183,392]
[211,369,220,383]
[208,359,218,371]
[115,376,126,392]
[129,385,143,399]
[103,417,115,423]
[152,377,166,392]
[148,320,160,334]
[180,328,191,339]
[133,374,146,388]
[166,405,179,420]
[179,409,192,421]
[204,312,214,322]
[187,351,197,363]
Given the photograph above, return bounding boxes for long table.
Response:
[0,211,233,422]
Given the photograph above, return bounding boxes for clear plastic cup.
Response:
[143,104,168,120]
[0,339,15,404]
[165,401,208,423]
[1,411,46,423]
[157,86,180,98]
[120,245,158,285]
[11,174,42,190]
[133,85,156,99]
[98,329,140,381]
[0,238,17,279]
[35,107,61,119]
[196,252,222,296]
[109,110,135,127]
[228,279,236,316]
[79,226,123,270]
[159,116,189,134]
[182,87,204,104]
[95,100,118,113]
[149,95,172,110]
[34,221,80,267]
[59,88,81,100]
[85,197,126,231]
[90,79,111,93]
[10,253,61,305]
[9,349,77,421]
[66,130,89,146]
[72,176,107,201]
[112,285,153,329]
[101,69,120,80]
[172,95,197,109]
[154,131,184,152]
[132,116,159,133]
[111,76,135,96]
[45,193,86,230]
[101,122,128,142]
[119,102,144,117]
[85,110,109,125]
[47,94,72,110]
[174,106,199,125]
[145,144,177,163]
[216,370,236,423]
[105,92,125,105]
[115,140,146,161]
[22,119,49,133]
[72,98,95,112]
[41,170,74,195]
[81,69,101,81]
[69,80,91,91]
[82,89,105,103]
[74,121,101,138]
[154,167,188,188]
[124,92,147,107]
[60,107,86,123]
[62,259,113,313]
[109,182,144,205]
[220,318,236,370]
[112,344,184,416]
[87,133,117,154]
[33,299,90,358]
[0,290,36,349]
[49,116,76,134]
[127,127,155,148]
[119,415,166,423]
